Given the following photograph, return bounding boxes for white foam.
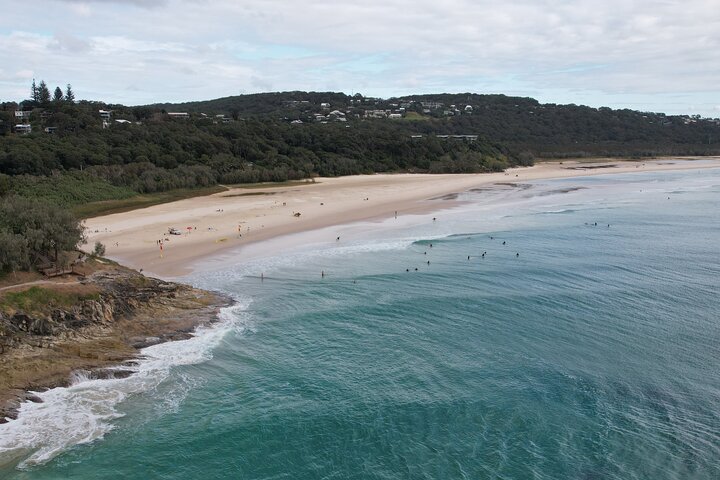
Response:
[192,237,419,285]
[0,299,251,469]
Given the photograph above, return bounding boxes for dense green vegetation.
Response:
[1,87,719,216]
[0,196,84,273]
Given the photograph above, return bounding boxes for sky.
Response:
[0,0,718,116]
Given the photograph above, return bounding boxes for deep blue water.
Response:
[2,167,719,479]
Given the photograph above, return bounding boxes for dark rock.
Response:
[24,393,43,403]
[29,317,54,336]
[91,369,134,380]
[10,313,34,332]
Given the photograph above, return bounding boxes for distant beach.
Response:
[84,158,720,278]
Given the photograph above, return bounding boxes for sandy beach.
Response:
[83,158,720,278]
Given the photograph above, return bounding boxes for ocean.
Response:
[1,165,719,479]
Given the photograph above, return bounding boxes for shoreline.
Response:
[83,158,720,279]
[0,262,231,425]
[2,157,718,465]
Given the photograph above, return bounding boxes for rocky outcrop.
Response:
[0,266,229,423]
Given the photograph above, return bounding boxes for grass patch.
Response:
[402,112,430,121]
[0,286,101,315]
[74,186,228,218]
[224,179,317,189]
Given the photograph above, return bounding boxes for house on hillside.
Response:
[14,124,32,134]
[365,110,387,119]
[99,109,112,128]
[420,101,444,110]
[388,113,402,119]
[167,112,190,119]
[44,126,58,134]
[436,134,478,141]
[14,110,32,121]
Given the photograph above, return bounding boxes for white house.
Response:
[15,124,32,134]
[99,110,111,120]
[14,110,31,120]
[365,110,387,119]
[388,113,403,119]
[167,112,190,119]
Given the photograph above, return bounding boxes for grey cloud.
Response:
[54,0,167,7]
[49,33,92,53]
[0,0,719,115]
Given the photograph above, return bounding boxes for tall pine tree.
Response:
[38,80,51,106]
[65,84,75,104]
[31,78,38,103]
[53,86,64,103]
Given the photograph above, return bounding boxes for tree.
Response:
[0,174,10,197]
[37,81,51,106]
[53,87,64,104]
[0,196,84,266]
[0,230,29,272]
[93,241,106,257]
[65,84,75,104]
[31,79,38,103]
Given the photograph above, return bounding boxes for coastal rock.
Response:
[28,317,54,336]
[0,263,231,425]
[76,299,114,325]
[9,313,34,333]
[52,309,85,329]
[129,336,163,348]
[91,369,134,380]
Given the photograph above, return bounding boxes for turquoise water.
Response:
[2,167,720,479]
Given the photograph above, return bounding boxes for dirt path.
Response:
[0,279,81,293]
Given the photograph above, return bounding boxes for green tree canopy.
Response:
[0,196,84,271]
[53,86,64,104]
[65,84,75,104]
[37,81,51,106]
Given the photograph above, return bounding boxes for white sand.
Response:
[83,158,720,278]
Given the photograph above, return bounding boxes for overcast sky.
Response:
[1,0,718,116]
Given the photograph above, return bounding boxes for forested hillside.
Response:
[1,87,719,212]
